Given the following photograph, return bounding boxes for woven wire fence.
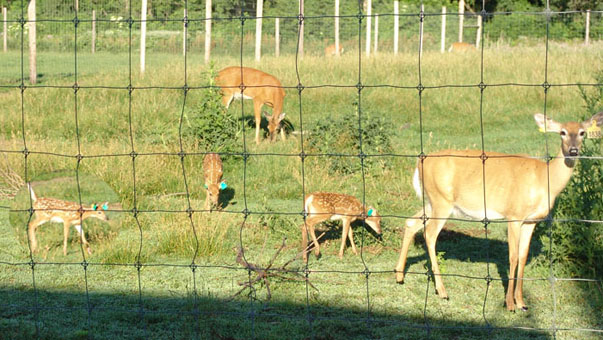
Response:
[1,0,602,339]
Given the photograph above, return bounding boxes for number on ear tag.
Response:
[587,120,601,139]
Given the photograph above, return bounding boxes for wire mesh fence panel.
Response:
[0,0,602,339]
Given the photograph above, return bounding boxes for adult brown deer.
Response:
[27,183,109,255]
[216,66,286,145]
[394,112,603,311]
[203,153,226,211]
[448,41,476,52]
[302,192,382,262]
[325,43,344,56]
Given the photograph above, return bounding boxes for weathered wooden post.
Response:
[585,10,590,45]
[275,18,280,57]
[458,0,464,42]
[365,0,371,57]
[92,10,96,54]
[441,6,446,53]
[28,0,36,84]
[205,0,212,63]
[140,0,147,74]
[335,0,340,56]
[393,1,399,54]
[255,0,263,61]
[3,7,7,52]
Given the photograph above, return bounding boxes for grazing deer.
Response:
[27,183,109,256]
[302,192,382,262]
[203,153,226,211]
[448,41,476,52]
[216,66,286,145]
[325,43,344,56]
[395,112,603,311]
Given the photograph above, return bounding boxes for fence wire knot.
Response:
[297,83,305,92]
[356,82,364,91]
[542,81,551,91]
[478,82,487,91]
[72,83,80,93]
[416,84,425,93]
[72,17,80,27]
[81,260,89,270]
[22,148,29,157]
[130,151,138,159]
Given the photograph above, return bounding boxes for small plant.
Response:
[183,63,242,154]
[541,71,603,279]
[304,101,393,174]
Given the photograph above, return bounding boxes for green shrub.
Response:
[304,101,393,175]
[542,71,603,279]
[182,64,242,154]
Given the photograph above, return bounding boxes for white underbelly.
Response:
[233,93,253,100]
[453,206,505,220]
[50,216,65,224]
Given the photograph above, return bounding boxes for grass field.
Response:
[0,41,602,339]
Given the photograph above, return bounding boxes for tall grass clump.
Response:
[183,64,242,154]
[542,71,603,281]
[304,101,393,174]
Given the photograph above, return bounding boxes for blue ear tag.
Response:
[92,204,98,211]
[220,182,227,190]
[102,203,109,211]
[367,208,374,217]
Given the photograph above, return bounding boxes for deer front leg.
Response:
[301,223,309,262]
[74,225,92,255]
[204,188,210,211]
[424,204,452,299]
[339,219,352,259]
[514,222,535,311]
[253,100,263,145]
[395,210,424,284]
[63,222,71,255]
[28,218,43,253]
[347,222,358,255]
[506,221,521,311]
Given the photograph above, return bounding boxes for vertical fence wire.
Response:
[1,1,602,339]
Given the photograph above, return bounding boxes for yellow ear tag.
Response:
[539,126,546,133]
[587,120,601,139]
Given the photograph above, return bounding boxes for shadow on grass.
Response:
[403,224,544,303]
[0,286,552,340]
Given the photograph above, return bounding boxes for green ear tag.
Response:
[220,182,227,190]
[367,208,374,217]
[102,203,109,211]
[92,204,98,211]
[204,184,208,189]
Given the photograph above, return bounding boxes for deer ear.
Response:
[278,112,286,121]
[534,113,561,133]
[583,111,603,128]
[102,202,109,211]
[220,181,227,190]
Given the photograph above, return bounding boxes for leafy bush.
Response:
[182,64,242,154]
[304,101,393,174]
[542,71,603,279]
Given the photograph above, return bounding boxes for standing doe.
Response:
[302,192,382,262]
[395,112,603,311]
[325,43,344,56]
[448,41,476,52]
[216,66,286,145]
[27,183,109,255]
[203,153,226,211]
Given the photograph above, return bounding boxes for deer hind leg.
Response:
[505,221,522,311]
[514,222,535,311]
[395,208,429,284]
[423,203,453,299]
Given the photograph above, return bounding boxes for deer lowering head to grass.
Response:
[216,66,286,145]
[203,153,226,211]
[394,112,603,312]
[448,41,477,52]
[302,192,382,262]
[27,183,109,256]
[325,43,344,56]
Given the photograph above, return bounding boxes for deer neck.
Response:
[547,147,577,199]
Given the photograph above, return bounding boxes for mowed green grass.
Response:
[0,41,602,339]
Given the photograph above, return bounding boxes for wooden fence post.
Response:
[183,8,187,56]
[205,0,212,63]
[335,0,340,56]
[140,0,147,74]
[275,18,279,57]
[373,13,378,54]
[365,0,371,57]
[458,0,464,42]
[419,4,424,59]
[255,0,263,61]
[28,0,36,84]
[393,1,398,54]
[475,14,482,48]
[92,10,96,54]
[3,7,7,52]
[298,0,304,58]
[585,9,590,45]
[441,6,446,53]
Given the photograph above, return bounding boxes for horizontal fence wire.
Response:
[0,0,601,339]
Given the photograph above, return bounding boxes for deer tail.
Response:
[28,183,37,202]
